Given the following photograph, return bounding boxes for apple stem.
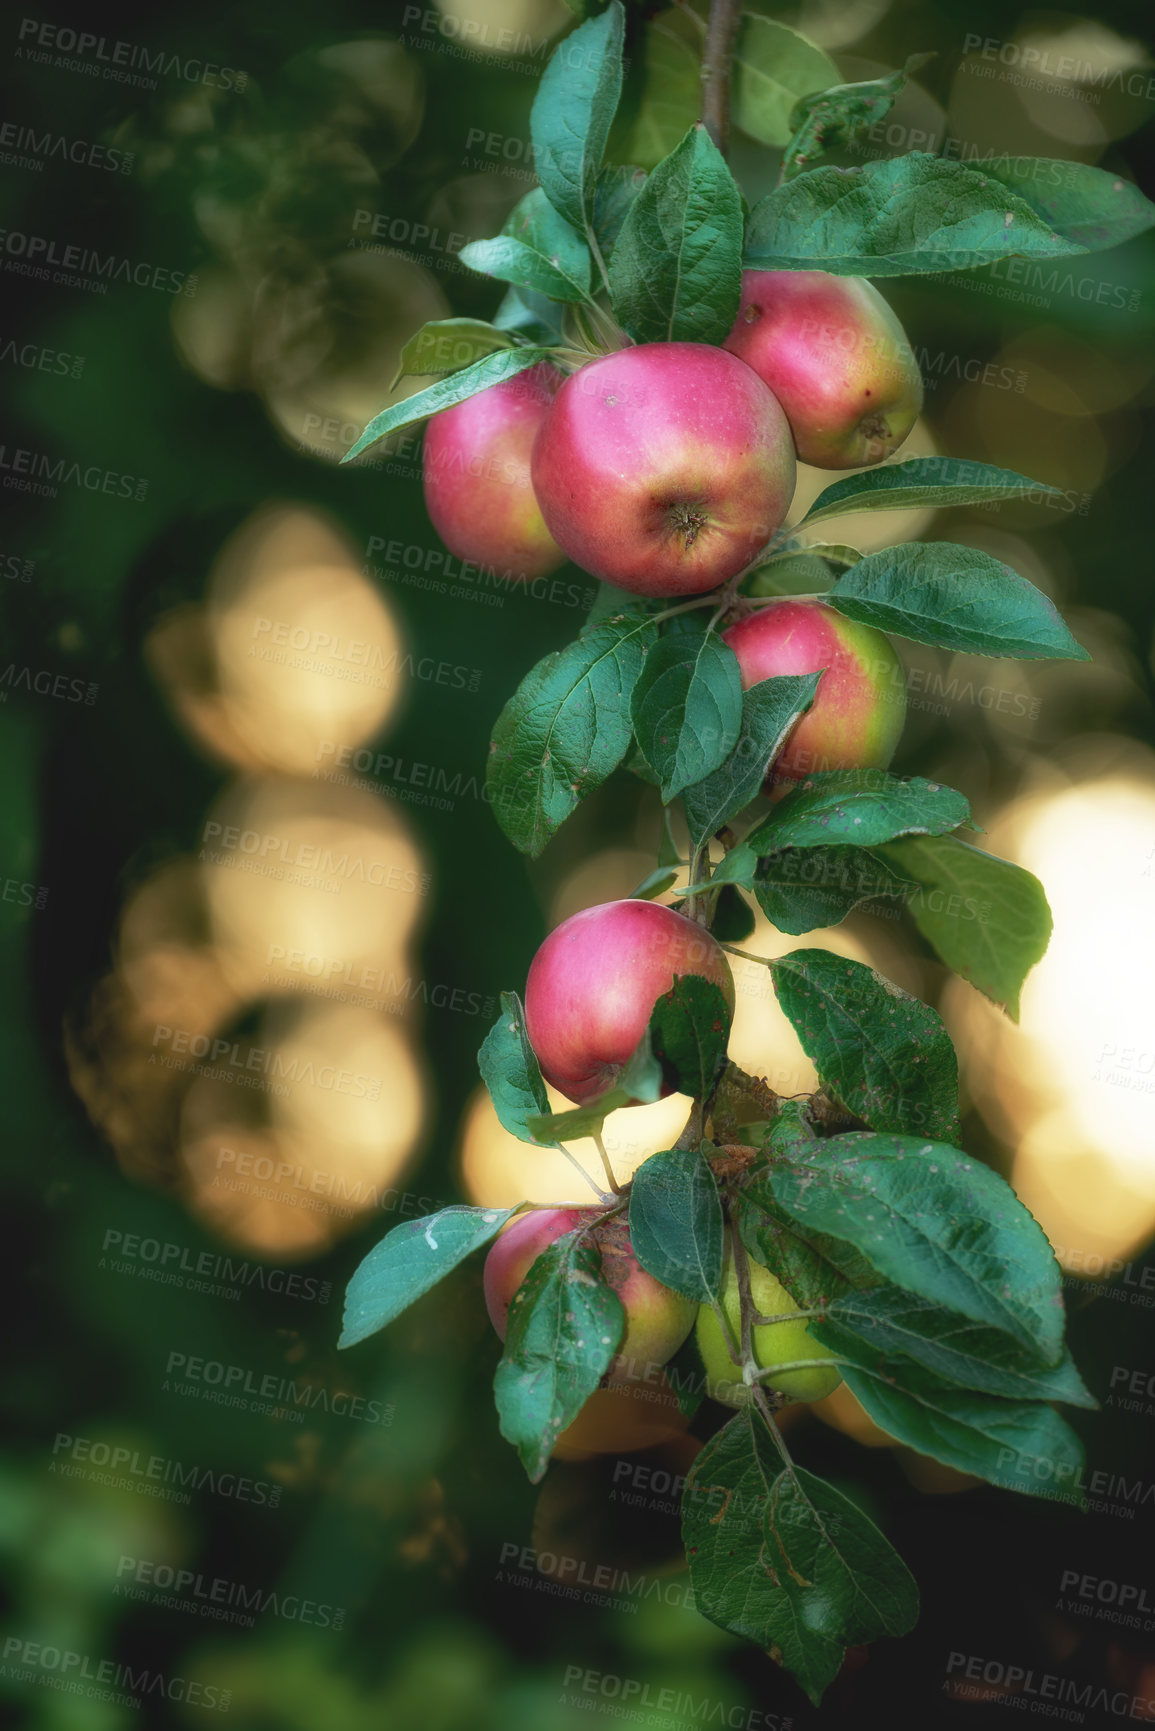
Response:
[555,1139,616,1203]
[592,1129,622,1195]
[749,1357,845,1379]
[730,1226,757,1374]
[700,0,741,155]
[753,1385,795,1460]
[752,1308,827,1326]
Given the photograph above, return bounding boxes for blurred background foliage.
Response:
[2,0,1155,1723]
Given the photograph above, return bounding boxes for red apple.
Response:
[530,343,796,597]
[722,599,905,789]
[523,899,735,1105]
[422,362,565,578]
[484,1206,696,1386]
[724,271,923,470]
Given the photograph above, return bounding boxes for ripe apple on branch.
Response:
[337,0,1147,1703]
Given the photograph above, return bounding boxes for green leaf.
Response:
[745,153,1088,277]
[683,673,821,851]
[629,865,681,901]
[714,771,972,884]
[826,543,1090,660]
[768,950,961,1143]
[478,991,552,1146]
[819,1287,1095,1407]
[342,347,554,462]
[629,1146,724,1301]
[707,882,756,942]
[649,974,732,1100]
[832,1358,1086,1505]
[495,1229,625,1482]
[768,1131,1065,1362]
[614,11,701,172]
[731,16,838,148]
[593,162,647,249]
[531,0,625,239]
[781,54,934,179]
[340,1204,520,1348]
[800,457,1063,528]
[487,613,659,858]
[585,582,662,626]
[630,629,743,802]
[460,189,592,303]
[977,156,1155,253]
[751,844,915,935]
[608,124,743,346]
[683,1416,918,1705]
[876,834,1052,1019]
[391,318,513,387]
[526,1033,664,1141]
[493,285,566,344]
[735,1172,875,1306]
[746,544,860,596]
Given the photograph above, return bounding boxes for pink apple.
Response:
[722,599,905,789]
[483,1206,697,1385]
[724,271,923,469]
[423,362,565,578]
[530,343,796,597]
[523,898,735,1105]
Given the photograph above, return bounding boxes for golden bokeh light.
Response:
[458,1082,692,1209]
[201,775,427,1001]
[726,899,929,1093]
[208,504,405,774]
[942,747,1155,1270]
[179,1005,427,1256]
[264,999,428,1172]
[548,848,671,927]
[786,418,941,553]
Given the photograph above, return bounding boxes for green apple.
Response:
[696,1242,841,1406]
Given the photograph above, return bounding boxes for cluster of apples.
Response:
[483,899,841,1446]
[426,268,922,789]
[440,275,924,1441]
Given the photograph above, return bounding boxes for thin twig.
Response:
[700,0,742,155]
